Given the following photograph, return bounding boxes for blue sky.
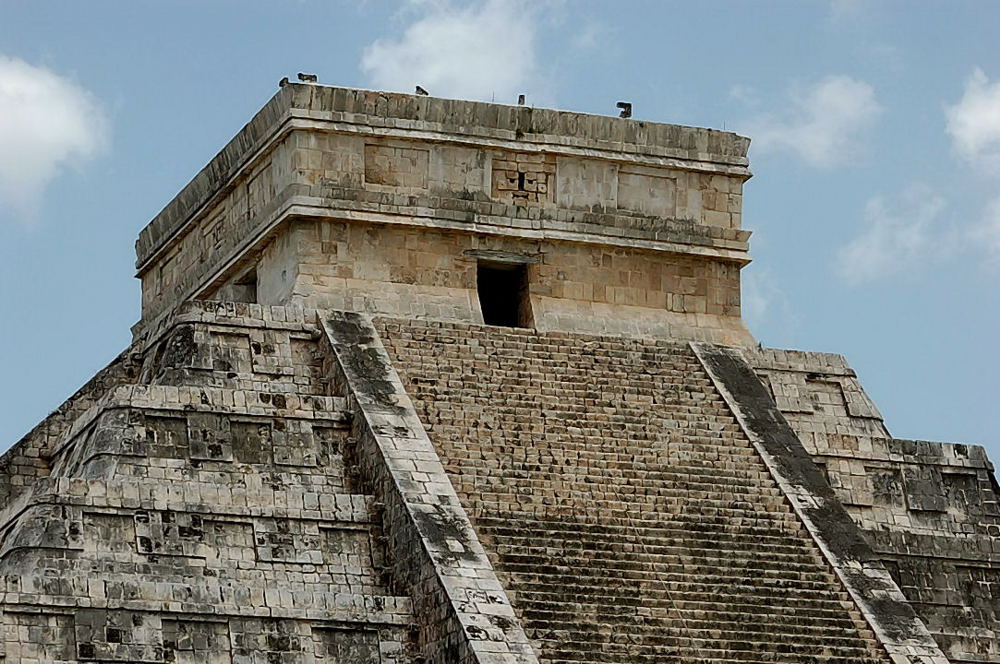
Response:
[1,1,998,457]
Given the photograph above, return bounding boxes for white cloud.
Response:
[360,0,540,104]
[946,68,1000,173]
[729,84,759,108]
[742,267,776,325]
[746,75,882,168]
[944,68,1000,270]
[0,55,108,220]
[835,186,948,285]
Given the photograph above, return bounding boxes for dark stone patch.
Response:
[325,314,404,411]
[413,504,478,565]
[159,324,197,369]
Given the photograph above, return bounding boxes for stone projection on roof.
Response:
[0,82,995,663]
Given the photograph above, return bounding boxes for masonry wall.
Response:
[0,304,418,663]
[284,131,744,226]
[0,349,141,510]
[221,218,748,344]
[137,105,751,345]
[140,135,296,320]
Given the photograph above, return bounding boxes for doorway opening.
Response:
[231,268,258,304]
[477,261,532,328]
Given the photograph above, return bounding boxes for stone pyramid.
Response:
[2,83,997,663]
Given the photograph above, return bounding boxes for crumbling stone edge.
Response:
[691,342,950,664]
[320,311,539,664]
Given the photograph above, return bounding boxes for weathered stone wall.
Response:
[134,85,752,346]
[748,347,1000,663]
[380,318,892,664]
[748,348,888,459]
[137,85,750,267]
[140,135,296,320]
[0,348,141,510]
[0,304,417,663]
[226,218,746,344]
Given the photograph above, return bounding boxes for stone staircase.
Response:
[379,319,891,664]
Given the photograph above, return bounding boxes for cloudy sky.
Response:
[1,1,998,457]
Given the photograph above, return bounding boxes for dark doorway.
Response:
[231,268,258,304]
[477,262,531,327]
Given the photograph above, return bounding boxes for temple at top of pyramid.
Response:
[133,82,753,346]
[3,83,998,664]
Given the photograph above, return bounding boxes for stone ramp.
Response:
[378,319,894,664]
[319,311,538,664]
[748,348,1000,662]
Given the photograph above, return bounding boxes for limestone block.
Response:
[430,144,489,197]
[253,518,323,564]
[313,628,382,663]
[134,509,207,557]
[903,466,947,513]
[365,143,429,190]
[1,503,83,556]
[229,618,311,664]
[5,612,76,661]
[298,131,364,188]
[74,610,163,662]
[162,620,231,664]
[617,165,676,217]
[187,412,233,461]
[490,151,555,205]
[555,156,617,211]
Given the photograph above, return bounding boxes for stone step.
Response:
[380,320,889,664]
[515,586,861,613]
[526,625,877,649]
[497,551,838,577]
[477,516,810,537]
[505,571,850,598]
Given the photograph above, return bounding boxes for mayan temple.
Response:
[3,81,999,664]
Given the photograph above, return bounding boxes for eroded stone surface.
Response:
[747,347,1000,663]
[3,83,998,663]
[133,84,753,347]
[0,304,413,663]
[379,318,895,663]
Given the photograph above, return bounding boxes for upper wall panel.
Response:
[135,84,751,271]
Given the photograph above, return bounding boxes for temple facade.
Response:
[1,83,997,663]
